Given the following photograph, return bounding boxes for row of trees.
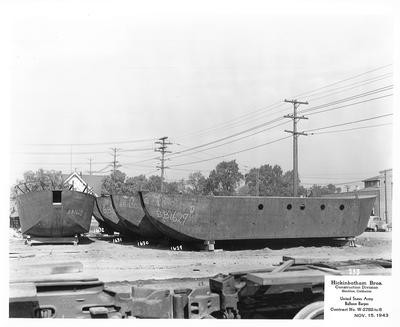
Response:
[102,160,341,197]
[11,161,342,199]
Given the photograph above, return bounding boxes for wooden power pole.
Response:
[284,99,308,197]
[155,137,172,193]
[110,148,122,174]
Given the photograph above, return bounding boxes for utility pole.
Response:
[88,158,93,176]
[255,168,260,196]
[70,145,73,173]
[110,148,122,174]
[383,169,388,224]
[284,99,309,197]
[155,136,172,193]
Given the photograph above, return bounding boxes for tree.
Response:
[144,175,162,192]
[164,179,186,194]
[280,170,307,197]
[13,169,65,195]
[245,164,284,196]
[101,170,126,194]
[125,174,148,194]
[244,165,307,197]
[187,171,207,195]
[206,160,243,195]
[307,183,341,197]
[237,184,251,196]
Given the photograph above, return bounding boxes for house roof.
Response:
[362,175,381,182]
[62,172,105,196]
[81,174,106,195]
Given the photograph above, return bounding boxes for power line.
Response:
[169,120,290,161]
[307,73,392,102]
[22,138,157,146]
[304,113,393,133]
[304,94,393,117]
[119,148,154,152]
[169,135,291,168]
[300,85,393,114]
[168,117,285,159]
[17,161,111,165]
[167,94,391,168]
[309,122,392,135]
[169,86,392,161]
[12,150,110,155]
[174,64,392,140]
[216,76,393,136]
[122,156,160,165]
[292,64,392,98]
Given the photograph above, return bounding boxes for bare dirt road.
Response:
[9,230,391,283]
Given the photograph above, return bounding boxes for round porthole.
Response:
[340,204,345,210]
[300,204,305,210]
[320,204,326,210]
[287,204,292,210]
[258,204,264,210]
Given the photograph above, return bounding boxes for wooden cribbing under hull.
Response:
[16,190,95,238]
[110,194,163,239]
[140,192,376,243]
[95,196,137,237]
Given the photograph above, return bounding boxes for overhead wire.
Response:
[309,122,392,135]
[169,120,290,161]
[174,64,392,140]
[167,117,285,158]
[303,113,393,133]
[21,138,157,146]
[303,94,393,117]
[300,85,393,113]
[168,86,392,162]
[169,135,291,168]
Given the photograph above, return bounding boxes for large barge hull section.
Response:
[140,192,375,243]
[95,195,136,237]
[111,194,163,239]
[16,190,95,237]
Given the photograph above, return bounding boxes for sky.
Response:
[8,0,396,190]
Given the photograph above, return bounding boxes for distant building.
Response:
[362,169,392,224]
[9,200,20,229]
[62,172,105,196]
[322,169,392,224]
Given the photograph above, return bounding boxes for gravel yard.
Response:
[9,230,391,283]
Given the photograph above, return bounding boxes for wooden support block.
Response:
[272,259,294,273]
[203,240,215,251]
[245,269,326,285]
[282,256,329,265]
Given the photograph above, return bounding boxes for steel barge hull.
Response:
[16,190,95,238]
[140,192,375,243]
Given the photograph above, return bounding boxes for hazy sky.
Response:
[9,0,395,189]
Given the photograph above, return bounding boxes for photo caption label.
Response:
[325,275,392,320]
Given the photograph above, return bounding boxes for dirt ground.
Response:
[9,229,391,283]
